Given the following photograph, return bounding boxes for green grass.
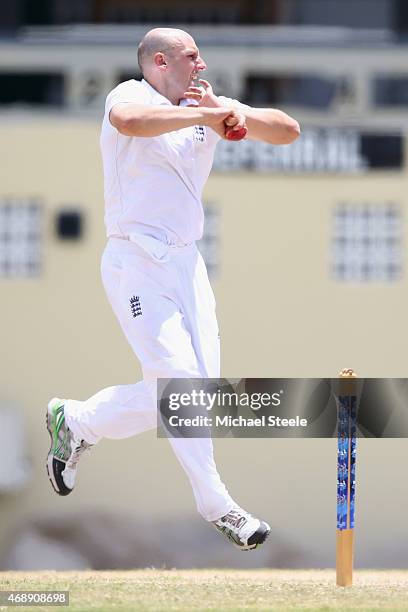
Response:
[1,570,408,611]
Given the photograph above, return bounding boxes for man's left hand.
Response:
[182,79,219,108]
[182,80,247,139]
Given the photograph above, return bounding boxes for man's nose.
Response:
[196,56,207,71]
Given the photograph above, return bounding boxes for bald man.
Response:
[46,28,300,551]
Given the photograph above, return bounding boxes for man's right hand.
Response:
[201,107,247,139]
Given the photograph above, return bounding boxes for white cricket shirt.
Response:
[100,78,222,246]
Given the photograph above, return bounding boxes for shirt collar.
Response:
[141,78,173,106]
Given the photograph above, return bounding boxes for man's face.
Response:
[164,35,207,101]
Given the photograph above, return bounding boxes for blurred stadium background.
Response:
[1,0,407,572]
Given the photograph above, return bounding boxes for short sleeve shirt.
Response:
[100,78,222,245]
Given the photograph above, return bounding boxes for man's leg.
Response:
[63,380,157,444]
[163,244,228,520]
[48,239,235,521]
[169,245,271,547]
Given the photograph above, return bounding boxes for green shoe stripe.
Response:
[49,403,70,460]
[55,410,65,433]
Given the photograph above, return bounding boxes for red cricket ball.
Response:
[225,126,248,141]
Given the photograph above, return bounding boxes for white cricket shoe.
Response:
[46,398,92,496]
[212,506,270,550]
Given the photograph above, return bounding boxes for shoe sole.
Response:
[241,522,271,551]
[46,402,72,496]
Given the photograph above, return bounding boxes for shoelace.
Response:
[66,440,92,470]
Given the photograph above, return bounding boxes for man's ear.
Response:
[154,53,167,68]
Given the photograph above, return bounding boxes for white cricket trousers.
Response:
[64,236,236,522]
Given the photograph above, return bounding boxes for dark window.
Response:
[91,0,242,24]
[373,76,408,107]
[21,0,53,25]
[1,0,20,31]
[0,72,64,106]
[56,210,84,240]
[0,0,52,30]
[282,0,391,29]
[116,71,143,86]
[360,135,403,169]
[393,0,408,35]
[243,74,347,109]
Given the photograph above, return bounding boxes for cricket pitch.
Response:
[1,569,408,611]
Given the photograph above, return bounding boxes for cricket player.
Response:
[46,28,300,551]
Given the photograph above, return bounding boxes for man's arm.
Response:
[186,80,300,145]
[109,103,245,138]
[241,107,301,145]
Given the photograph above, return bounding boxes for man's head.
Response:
[137,28,207,105]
